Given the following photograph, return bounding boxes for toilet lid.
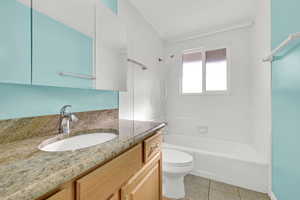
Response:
[162,148,193,167]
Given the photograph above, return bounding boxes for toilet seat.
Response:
[162,148,193,167]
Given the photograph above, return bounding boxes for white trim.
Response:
[179,46,231,96]
[269,191,278,200]
[269,58,273,194]
[166,21,254,44]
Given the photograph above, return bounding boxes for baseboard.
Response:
[269,191,278,200]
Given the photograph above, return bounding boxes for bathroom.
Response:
[0,0,298,200]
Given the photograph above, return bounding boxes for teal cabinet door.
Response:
[101,0,118,14]
[32,0,95,89]
[0,0,31,84]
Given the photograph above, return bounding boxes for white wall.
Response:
[250,0,271,187]
[164,28,254,144]
[119,0,271,164]
[119,1,165,122]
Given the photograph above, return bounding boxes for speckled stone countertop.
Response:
[0,120,166,200]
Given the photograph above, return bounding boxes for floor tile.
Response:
[166,175,270,200]
[186,185,209,200]
[209,189,240,200]
[210,180,239,195]
[239,188,270,200]
[185,174,210,188]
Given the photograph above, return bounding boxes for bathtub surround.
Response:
[0,109,118,144]
[271,0,300,199]
[165,28,253,144]
[164,135,268,193]
[164,16,271,192]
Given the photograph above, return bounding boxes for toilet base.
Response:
[163,175,185,199]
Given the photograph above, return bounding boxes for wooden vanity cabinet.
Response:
[45,187,72,200]
[143,132,163,163]
[42,182,74,200]
[76,144,143,200]
[121,153,162,200]
[41,131,162,200]
[108,192,120,200]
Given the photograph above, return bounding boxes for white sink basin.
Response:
[39,133,117,152]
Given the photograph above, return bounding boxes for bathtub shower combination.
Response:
[163,134,269,193]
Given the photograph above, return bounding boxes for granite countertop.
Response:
[0,120,166,200]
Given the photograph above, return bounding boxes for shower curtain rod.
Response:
[127,58,148,70]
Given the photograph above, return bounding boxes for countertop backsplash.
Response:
[0,109,119,144]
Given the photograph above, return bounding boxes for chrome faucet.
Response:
[58,105,79,134]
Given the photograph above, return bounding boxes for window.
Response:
[182,51,203,93]
[181,48,228,94]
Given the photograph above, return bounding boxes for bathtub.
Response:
[163,134,269,193]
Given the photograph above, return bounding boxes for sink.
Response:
[39,133,117,152]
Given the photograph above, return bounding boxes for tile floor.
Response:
[166,175,271,200]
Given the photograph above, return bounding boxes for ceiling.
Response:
[128,0,256,40]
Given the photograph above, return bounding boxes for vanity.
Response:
[0,118,165,200]
[40,131,163,200]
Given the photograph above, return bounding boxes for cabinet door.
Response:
[0,0,31,84]
[108,191,120,200]
[76,144,143,200]
[32,0,95,89]
[95,1,128,91]
[121,153,162,200]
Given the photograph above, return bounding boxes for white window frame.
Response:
[179,46,231,96]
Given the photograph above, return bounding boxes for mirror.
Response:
[0,0,31,85]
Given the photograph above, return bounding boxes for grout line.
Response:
[238,187,242,200]
[208,179,211,200]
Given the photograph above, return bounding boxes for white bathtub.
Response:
[163,134,269,193]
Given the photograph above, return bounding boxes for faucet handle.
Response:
[60,105,72,115]
[70,114,79,122]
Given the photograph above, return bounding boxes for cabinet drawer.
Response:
[143,132,162,163]
[76,144,143,200]
[45,187,72,200]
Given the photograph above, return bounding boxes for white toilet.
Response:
[162,148,194,199]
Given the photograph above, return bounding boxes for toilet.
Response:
[162,148,194,199]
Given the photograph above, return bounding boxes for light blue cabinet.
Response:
[0,0,31,84]
[32,0,95,89]
[101,0,118,14]
[0,0,126,91]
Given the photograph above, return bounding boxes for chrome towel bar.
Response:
[58,72,96,80]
